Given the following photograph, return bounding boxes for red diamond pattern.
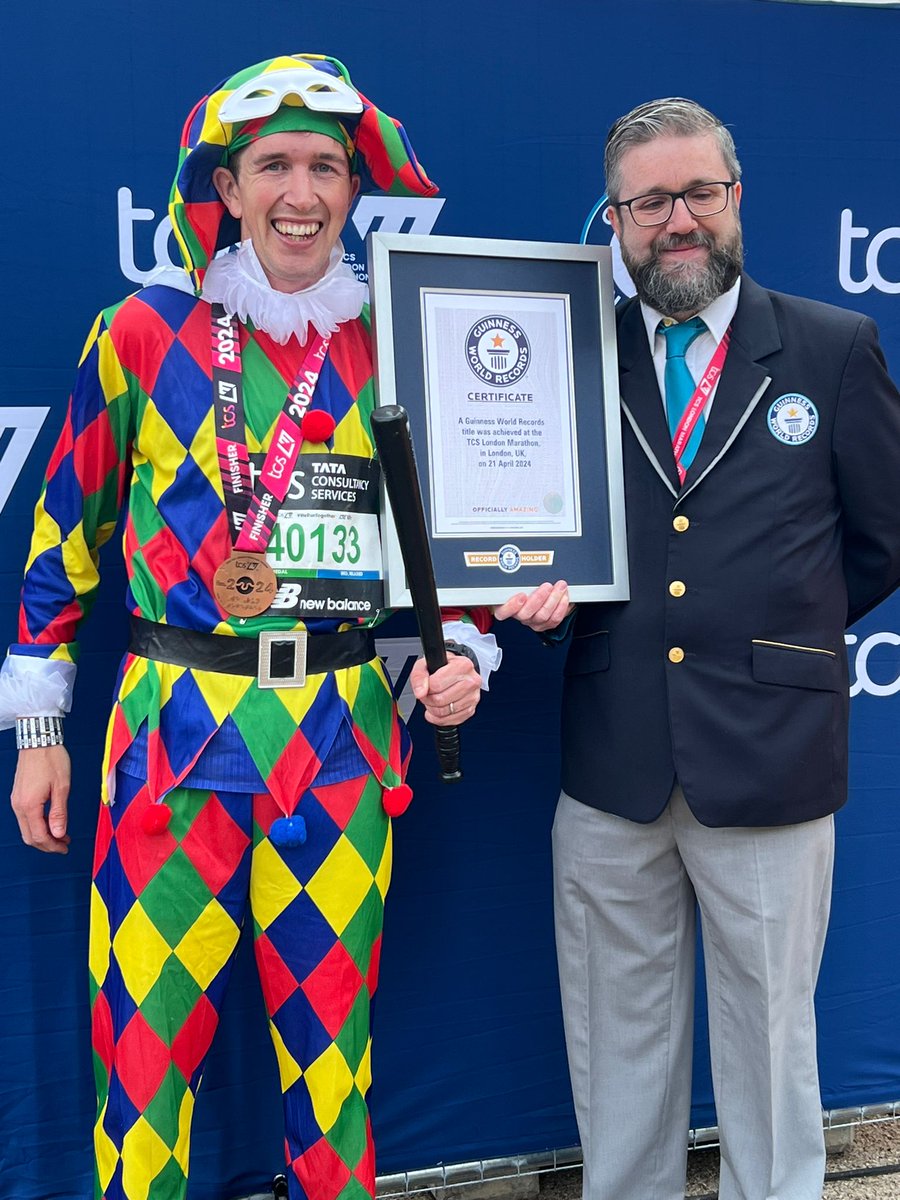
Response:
[179,791,251,895]
[292,1136,352,1200]
[300,940,363,1040]
[114,784,178,896]
[312,776,367,833]
[254,932,300,1017]
[91,989,115,1074]
[93,804,114,875]
[171,993,219,1084]
[353,1117,376,1188]
[116,1011,172,1111]
[366,934,382,996]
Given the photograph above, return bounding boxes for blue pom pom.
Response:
[270,816,307,848]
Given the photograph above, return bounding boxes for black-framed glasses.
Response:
[615,181,736,227]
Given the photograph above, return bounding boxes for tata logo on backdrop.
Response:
[838,209,900,295]
[0,408,50,517]
[116,187,445,285]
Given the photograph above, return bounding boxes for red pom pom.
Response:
[301,410,336,443]
[382,784,413,817]
[141,803,172,835]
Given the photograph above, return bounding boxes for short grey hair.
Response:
[604,98,741,202]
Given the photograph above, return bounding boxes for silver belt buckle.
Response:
[258,630,308,688]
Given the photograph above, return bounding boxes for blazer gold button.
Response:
[668,647,685,663]
[673,515,690,532]
[669,581,686,597]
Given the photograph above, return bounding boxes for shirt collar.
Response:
[640,276,742,351]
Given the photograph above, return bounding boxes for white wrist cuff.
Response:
[440,621,502,689]
[0,654,77,730]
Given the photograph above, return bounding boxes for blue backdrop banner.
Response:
[2,2,900,1196]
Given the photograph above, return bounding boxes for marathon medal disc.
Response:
[213,552,278,617]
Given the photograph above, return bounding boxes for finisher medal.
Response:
[212,552,278,617]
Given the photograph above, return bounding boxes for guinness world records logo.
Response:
[466,315,531,385]
[767,394,819,445]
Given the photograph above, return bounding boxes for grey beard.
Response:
[624,230,743,317]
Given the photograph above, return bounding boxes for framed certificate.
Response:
[369,234,628,606]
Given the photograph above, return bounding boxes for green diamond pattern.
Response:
[325,1087,368,1170]
[138,848,214,946]
[139,956,203,1044]
[148,1151,188,1196]
[143,1062,190,1149]
[339,886,383,976]
[334,989,370,1076]
[337,1173,372,1200]
[232,688,307,781]
[343,778,388,874]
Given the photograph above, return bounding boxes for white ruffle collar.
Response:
[201,240,368,345]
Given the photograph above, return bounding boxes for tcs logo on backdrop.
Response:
[839,209,900,295]
[116,186,445,283]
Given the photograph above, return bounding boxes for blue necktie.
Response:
[660,317,706,472]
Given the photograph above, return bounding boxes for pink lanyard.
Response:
[211,304,331,552]
[671,326,731,484]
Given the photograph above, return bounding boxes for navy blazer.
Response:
[561,274,900,827]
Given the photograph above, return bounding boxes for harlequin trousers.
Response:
[89,764,392,1200]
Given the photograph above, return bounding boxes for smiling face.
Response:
[213,130,360,293]
[608,132,743,319]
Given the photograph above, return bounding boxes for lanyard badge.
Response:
[671,327,731,485]
[210,305,331,616]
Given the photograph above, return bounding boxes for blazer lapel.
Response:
[679,275,782,497]
[617,298,681,496]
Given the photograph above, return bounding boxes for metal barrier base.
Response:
[373,1102,900,1197]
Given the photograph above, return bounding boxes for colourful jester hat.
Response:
[170,53,438,292]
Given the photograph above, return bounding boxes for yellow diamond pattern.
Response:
[251,837,304,930]
[113,902,172,1006]
[304,1041,355,1134]
[187,410,220,500]
[173,898,240,990]
[273,681,320,725]
[24,495,61,569]
[156,660,188,709]
[136,399,189,506]
[355,1037,373,1096]
[122,1116,174,1200]
[374,825,393,902]
[94,1100,119,1192]
[89,884,111,987]
[61,523,100,596]
[306,838,373,936]
[269,1019,303,1091]
[192,668,253,724]
[173,1087,194,1173]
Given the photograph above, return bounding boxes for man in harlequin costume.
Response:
[2,54,499,1200]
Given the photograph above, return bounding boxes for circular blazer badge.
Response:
[466,316,531,386]
[767,394,819,445]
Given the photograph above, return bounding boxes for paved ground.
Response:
[535,1121,900,1200]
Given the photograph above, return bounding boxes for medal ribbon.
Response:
[671,326,731,484]
[211,304,331,552]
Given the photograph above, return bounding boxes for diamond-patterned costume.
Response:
[15,287,409,807]
[91,736,391,1200]
[14,283,409,1200]
[10,54,484,1200]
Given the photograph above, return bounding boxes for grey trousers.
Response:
[552,787,835,1200]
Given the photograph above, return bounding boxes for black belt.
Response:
[129,616,376,687]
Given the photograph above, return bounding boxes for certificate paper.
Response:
[421,289,581,537]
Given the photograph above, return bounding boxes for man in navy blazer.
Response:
[498,98,900,1200]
